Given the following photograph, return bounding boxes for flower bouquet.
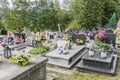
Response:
[76,39,84,45]
[95,29,106,42]
[9,54,33,66]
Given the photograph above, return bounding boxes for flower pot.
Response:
[100,52,107,58]
[88,50,94,57]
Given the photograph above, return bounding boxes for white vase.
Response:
[88,50,94,57]
[100,52,107,58]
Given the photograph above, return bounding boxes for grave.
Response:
[0,35,4,42]
[72,33,87,44]
[105,29,114,33]
[0,55,48,80]
[104,33,116,47]
[76,50,118,75]
[26,36,34,46]
[45,45,87,68]
[44,30,63,44]
[9,43,27,50]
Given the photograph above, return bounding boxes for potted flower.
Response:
[9,54,33,66]
[92,41,113,58]
[88,48,94,57]
[95,29,106,42]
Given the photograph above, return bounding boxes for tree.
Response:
[101,0,118,26]
[108,12,117,29]
[70,0,103,30]
[70,0,119,30]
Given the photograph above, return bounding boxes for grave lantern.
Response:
[4,45,12,59]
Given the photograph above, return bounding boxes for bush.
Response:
[29,44,50,55]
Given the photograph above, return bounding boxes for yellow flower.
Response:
[80,40,83,43]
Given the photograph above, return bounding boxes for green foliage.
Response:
[70,0,119,30]
[68,20,81,29]
[108,12,117,29]
[9,54,32,66]
[92,41,112,52]
[29,44,50,55]
[73,71,103,80]
[0,0,73,31]
[101,0,118,25]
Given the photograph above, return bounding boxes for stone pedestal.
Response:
[0,56,48,80]
[76,51,118,75]
[45,45,87,68]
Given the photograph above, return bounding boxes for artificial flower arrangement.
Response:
[90,41,114,58]
[76,39,84,45]
[65,35,71,40]
[57,40,73,54]
[91,41,113,53]
[9,53,33,66]
[114,28,120,40]
[95,29,106,41]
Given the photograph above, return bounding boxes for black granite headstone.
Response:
[104,33,116,47]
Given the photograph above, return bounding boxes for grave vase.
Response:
[100,52,107,58]
[88,50,94,57]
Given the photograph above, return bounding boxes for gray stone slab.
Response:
[0,55,48,80]
[82,52,113,63]
[76,54,118,75]
[45,45,88,68]
[9,43,27,50]
[45,45,85,60]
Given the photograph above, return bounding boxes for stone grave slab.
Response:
[76,51,118,75]
[9,43,27,50]
[0,55,48,80]
[45,45,87,68]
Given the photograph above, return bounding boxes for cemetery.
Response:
[0,0,120,80]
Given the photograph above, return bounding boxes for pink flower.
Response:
[95,35,99,40]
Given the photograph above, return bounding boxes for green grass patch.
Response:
[72,71,103,80]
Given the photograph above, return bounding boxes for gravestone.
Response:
[45,44,87,68]
[26,36,33,46]
[72,33,87,44]
[104,33,116,47]
[0,56,48,80]
[76,49,118,75]
[105,29,114,33]
[45,30,58,44]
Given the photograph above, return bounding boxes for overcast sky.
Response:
[7,0,63,8]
